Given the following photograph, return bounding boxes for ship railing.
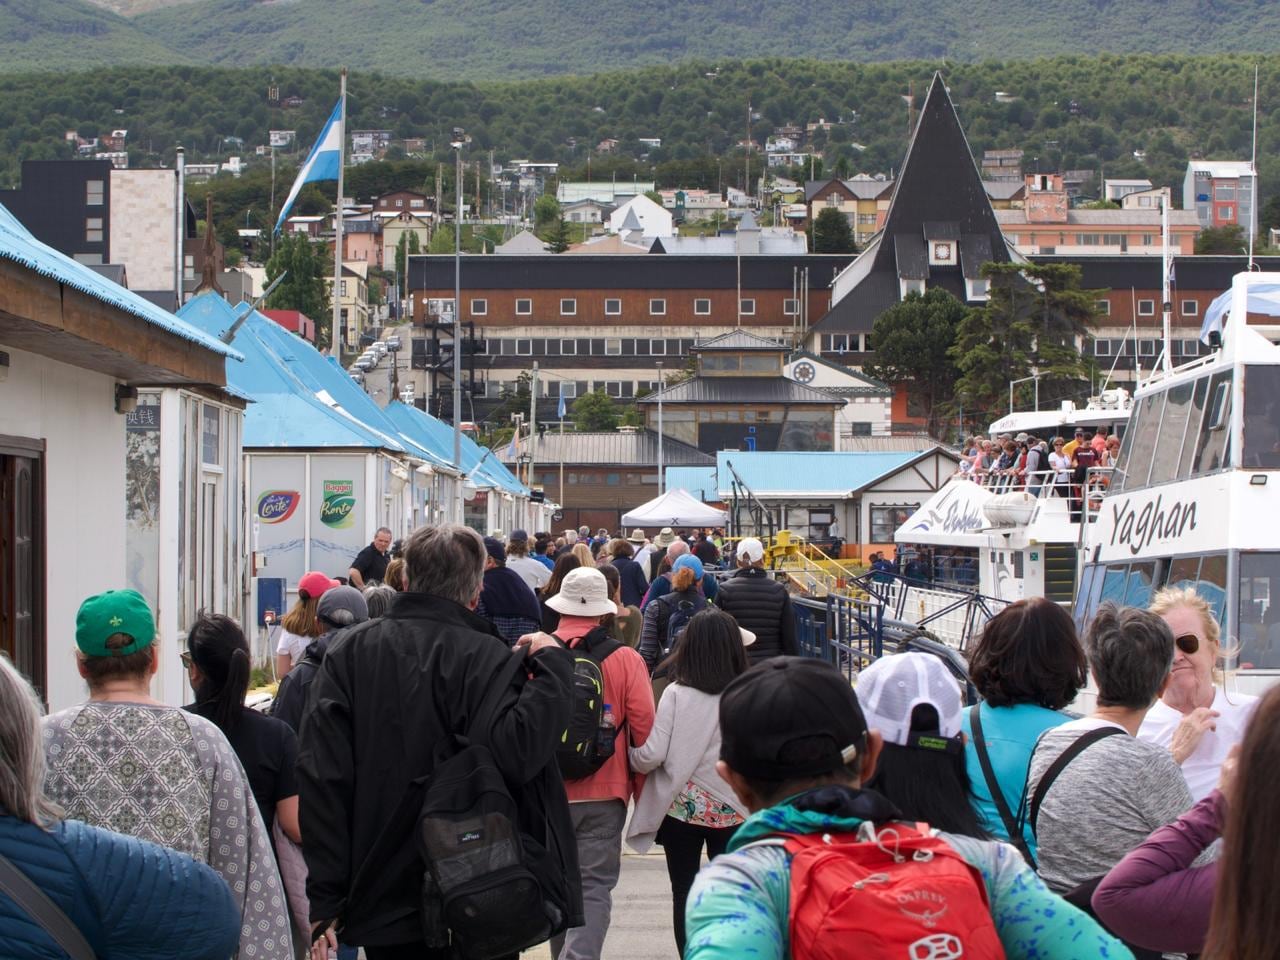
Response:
[793,592,883,682]
[1078,466,1117,550]
[855,571,1010,652]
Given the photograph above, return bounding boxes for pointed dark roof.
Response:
[813,73,1011,336]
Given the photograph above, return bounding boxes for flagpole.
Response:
[559,412,565,511]
[333,68,347,363]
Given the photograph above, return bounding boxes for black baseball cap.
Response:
[719,657,869,781]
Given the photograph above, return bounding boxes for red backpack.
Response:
[780,822,1006,960]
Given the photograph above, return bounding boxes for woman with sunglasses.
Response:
[1138,587,1259,802]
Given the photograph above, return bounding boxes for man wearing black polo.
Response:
[348,527,392,588]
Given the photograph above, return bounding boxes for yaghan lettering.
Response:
[1109,494,1198,556]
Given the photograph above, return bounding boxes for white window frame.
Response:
[783,298,799,316]
[515,298,532,315]
[1181,299,1198,316]
[740,298,756,315]
[515,339,532,356]
[559,382,578,399]
[604,338,622,356]
[1182,339,1200,357]
[1095,299,1111,316]
[694,298,711,315]
[650,339,667,356]
[560,338,577,355]
[604,298,622,315]
[604,380,624,398]
[1092,339,1113,357]
[1137,299,1155,317]
[85,217,103,242]
[470,298,487,316]
[649,298,666,316]
[560,298,577,316]
[1138,339,1157,357]
[86,180,104,206]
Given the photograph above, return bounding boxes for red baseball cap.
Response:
[298,571,340,600]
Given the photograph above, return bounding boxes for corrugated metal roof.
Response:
[384,400,527,494]
[0,202,241,360]
[716,450,923,497]
[498,429,713,467]
[693,330,787,352]
[636,376,843,406]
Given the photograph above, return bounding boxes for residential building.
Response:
[495,230,548,255]
[1120,187,1173,211]
[651,212,807,255]
[0,159,192,309]
[284,215,325,239]
[325,262,372,352]
[269,130,296,148]
[1104,178,1153,203]
[374,189,433,215]
[803,175,894,241]
[607,194,673,238]
[996,175,1198,255]
[562,198,613,224]
[811,74,1017,364]
[381,211,433,271]
[499,428,713,531]
[351,129,393,157]
[94,152,129,170]
[343,218,384,268]
[405,251,854,415]
[1183,160,1257,236]
[101,129,127,152]
[983,180,1027,209]
[262,309,317,342]
[635,331,843,454]
[981,148,1023,181]
[767,151,812,168]
[557,180,657,205]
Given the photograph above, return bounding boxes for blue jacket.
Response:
[0,814,240,960]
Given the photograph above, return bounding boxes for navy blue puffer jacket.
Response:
[0,813,240,960]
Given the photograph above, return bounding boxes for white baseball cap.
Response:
[737,537,765,563]
[855,652,963,749]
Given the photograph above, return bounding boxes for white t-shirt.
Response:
[274,628,311,665]
[507,555,551,591]
[1138,687,1259,802]
[1048,451,1071,482]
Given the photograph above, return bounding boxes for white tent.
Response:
[622,488,728,527]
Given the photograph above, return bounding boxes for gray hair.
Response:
[667,539,690,559]
[0,655,61,828]
[375,526,393,537]
[403,523,486,606]
[1085,602,1174,709]
[362,583,398,618]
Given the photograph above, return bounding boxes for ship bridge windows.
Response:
[1077,553,1228,634]
[1114,371,1234,493]
[1242,365,1280,468]
[1238,552,1280,669]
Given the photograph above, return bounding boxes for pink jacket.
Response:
[556,615,655,804]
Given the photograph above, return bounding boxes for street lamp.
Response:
[451,127,469,522]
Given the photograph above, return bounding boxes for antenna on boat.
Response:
[1249,63,1259,270]
[1161,197,1172,373]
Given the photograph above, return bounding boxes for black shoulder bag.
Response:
[967,703,1036,869]
[0,851,96,960]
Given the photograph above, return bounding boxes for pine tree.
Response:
[265,232,332,349]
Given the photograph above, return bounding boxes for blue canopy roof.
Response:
[178,293,392,450]
[0,202,241,361]
[664,467,719,503]
[383,401,528,495]
[715,450,923,498]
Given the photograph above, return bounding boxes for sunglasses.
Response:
[180,651,193,669]
[1174,633,1200,655]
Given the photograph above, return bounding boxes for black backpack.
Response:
[555,628,623,781]
[348,651,571,960]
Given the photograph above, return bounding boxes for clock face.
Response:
[933,242,953,261]
[794,361,816,383]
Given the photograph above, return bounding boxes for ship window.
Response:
[1178,377,1211,479]
[1191,371,1233,474]
[1242,365,1280,468]
[1123,391,1166,490]
[1150,380,1194,486]
[1123,561,1158,608]
[1111,391,1147,492]
[1238,552,1280,669]
[1099,565,1129,607]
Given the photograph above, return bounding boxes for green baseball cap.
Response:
[75,589,156,657]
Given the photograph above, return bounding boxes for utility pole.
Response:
[528,363,538,489]
[451,129,466,522]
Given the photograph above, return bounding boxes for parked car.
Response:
[353,358,374,372]
[385,335,402,351]
[349,370,365,384]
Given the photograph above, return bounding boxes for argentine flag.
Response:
[274,97,344,234]
[557,393,567,419]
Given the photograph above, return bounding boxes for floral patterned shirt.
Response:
[668,779,745,829]
[44,702,294,958]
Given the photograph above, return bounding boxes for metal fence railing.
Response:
[793,593,883,681]
[851,572,1009,653]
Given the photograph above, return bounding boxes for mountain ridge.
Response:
[11,0,1280,80]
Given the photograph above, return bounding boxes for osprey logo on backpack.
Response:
[780,822,1005,960]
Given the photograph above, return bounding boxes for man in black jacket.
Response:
[298,523,581,959]
[715,536,798,665]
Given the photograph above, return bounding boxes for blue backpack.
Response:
[661,591,707,656]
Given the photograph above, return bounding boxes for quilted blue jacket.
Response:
[0,813,240,960]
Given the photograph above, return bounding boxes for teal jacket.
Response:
[684,785,1133,960]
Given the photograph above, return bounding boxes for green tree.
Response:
[644,189,665,205]
[428,225,456,254]
[571,389,620,431]
[1195,223,1247,254]
[864,288,967,437]
[811,207,857,254]
[952,262,1102,421]
[1080,198,1121,209]
[265,232,332,349]
[1260,194,1280,235]
[534,194,561,234]
[545,217,573,253]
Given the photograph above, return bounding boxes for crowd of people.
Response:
[957,426,1120,510]
[1,516,1274,960]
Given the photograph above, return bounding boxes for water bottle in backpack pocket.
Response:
[555,629,624,781]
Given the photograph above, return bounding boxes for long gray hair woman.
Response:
[0,655,241,958]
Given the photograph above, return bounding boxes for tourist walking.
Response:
[476,536,544,645]
[639,555,709,672]
[272,585,369,733]
[626,609,751,955]
[0,656,243,960]
[274,570,336,678]
[42,589,293,957]
[298,523,581,958]
[714,537,797,664]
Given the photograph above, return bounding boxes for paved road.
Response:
[522,849,677,960]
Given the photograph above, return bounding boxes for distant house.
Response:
[1183,160,1257,235]
[351,130,393,156]
[101,129,127,152]
[281,95,305,109]
[1104,178,1154,203]
[380,211,433,269]
[767,151,811,169]
[342,218,383,268]
[262,309,317,343]
[804,175,894,241]
[495,230,549,255]
[562,198,612,224]
[596,138,620,153]
[375,190,432,214]
[269,130,296,148]
[285,215,326,239]
[607,195,673,239]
